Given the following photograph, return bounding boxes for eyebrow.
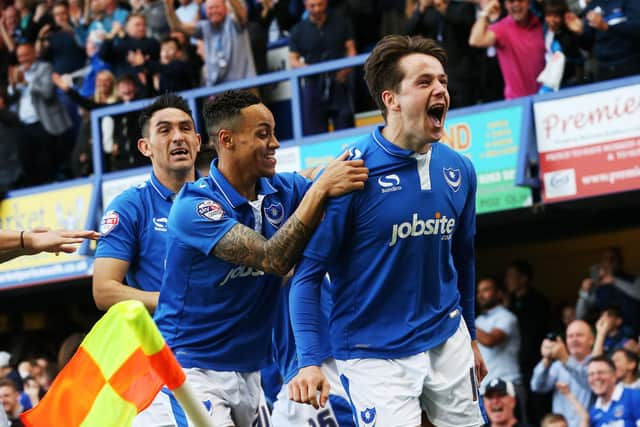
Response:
[155,120,194,128]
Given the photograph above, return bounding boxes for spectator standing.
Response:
[7,42,72,186]
[76,31,111,98]
[577,247,640,334]
[476,277,526,420]
[110,74,148,171]
[98,13,160,86]
[86,0,129,37]
[565,0,640,81]
[52,69,118,176]
[164,0,256,86]
[134,35,193,93]
[503,259,552,423]
[246,0,275,75]
[289,0,356,135]
[139,0,170,40]
[530,320,594,427]
[539,0,583,91]
[406,0,481,108]
[469,0,545,99]
[36,0,86,73]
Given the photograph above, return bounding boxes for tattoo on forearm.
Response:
[212,214,312,276]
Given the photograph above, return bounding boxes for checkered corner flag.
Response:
[20,300,214,427]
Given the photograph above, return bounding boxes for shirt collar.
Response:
[208,159,277,209]
[149,171,175,201]
[372,125,438,158]
[594,383,625,410]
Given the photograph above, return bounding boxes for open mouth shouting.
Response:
[427,103,446,128]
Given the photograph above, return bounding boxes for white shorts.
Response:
[336,319,484,427]
[134,368,272,427]
[271,358,354,426]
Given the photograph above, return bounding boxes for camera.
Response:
[545,332,559,341]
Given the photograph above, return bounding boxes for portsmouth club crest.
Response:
[360,407,376,425]
[197,200,224,221]
[443,167,462,192]
[264,201,284,227]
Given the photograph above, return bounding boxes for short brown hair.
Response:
[541,413,568,427]
[364,35,447,119]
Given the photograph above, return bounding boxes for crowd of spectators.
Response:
[0,0,638,193]
[475,248,640,427]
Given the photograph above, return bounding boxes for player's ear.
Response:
[381,89,399,113]
[137,137,152,158]
[219,129,234,149]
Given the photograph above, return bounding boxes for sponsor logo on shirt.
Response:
[361,407,376,425]
[219,265,264,287]
[377,174,402,193]
[153,217,168,232]
[348,147,363,160]
[197,200,224,221]
[443,167,462,192]
[264,201,284,227]
[389,212,455,247]
[100,210,119,235]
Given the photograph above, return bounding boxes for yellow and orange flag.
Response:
[21,300,186,427]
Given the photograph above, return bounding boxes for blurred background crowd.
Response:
[0,0,638,193]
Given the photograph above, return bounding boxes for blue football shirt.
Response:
[95,172,175,292]
[291,126,478,366]
[589,384,640,427]
[154,160,311,372]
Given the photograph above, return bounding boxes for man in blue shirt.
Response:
[288,35,486,427]
[153,90,367,426]
[531,320,594,427]
[93,93,201,312]
[588,355,640,427]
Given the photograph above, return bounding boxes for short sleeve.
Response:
[169,194,238,256]
[95,193,140,262]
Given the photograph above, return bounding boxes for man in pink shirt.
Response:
[469,0,545,99]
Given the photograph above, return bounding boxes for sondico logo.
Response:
[219,265,264,287]
[377,174,402,193]
[389,212,455,247]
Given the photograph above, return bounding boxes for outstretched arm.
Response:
[211,152,368,276]
[0,229,100,263]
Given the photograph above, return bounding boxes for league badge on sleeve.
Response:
[264,201,284,227]
[100,210,119,235]
[443,167,462,192]
[197,200,224,221]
